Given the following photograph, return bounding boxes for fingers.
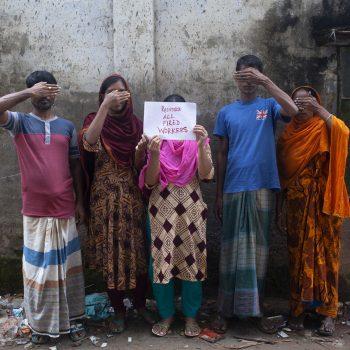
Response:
[136,134,149,151]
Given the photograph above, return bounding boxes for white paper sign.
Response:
[143,102,196,140]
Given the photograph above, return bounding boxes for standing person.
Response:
[139,94,214,337]
[0,71,86,344]
[277,86,349,336]
[212,55,298,333]
[80,74,154,333]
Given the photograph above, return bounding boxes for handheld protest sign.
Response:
[144,102,196,140]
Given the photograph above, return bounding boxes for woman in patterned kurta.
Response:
[139,94,214,337]
[80,74,152,333]
[277,86,349,336]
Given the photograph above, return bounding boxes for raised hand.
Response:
[294,96,319,113]
[29,82,60,98]
[102,89,130,109]
[148,136,162,156]
[193,125,208,147]
[233,67,268,86]
[136,134,149,152]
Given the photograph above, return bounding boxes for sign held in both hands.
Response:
[144,102,196,141]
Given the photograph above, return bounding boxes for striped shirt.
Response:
[1,112,79,218]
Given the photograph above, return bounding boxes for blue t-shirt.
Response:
[213,97,282,193]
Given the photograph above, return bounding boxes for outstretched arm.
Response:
[0,82,59,124]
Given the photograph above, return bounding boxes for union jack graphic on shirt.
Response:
[256,109,268,120]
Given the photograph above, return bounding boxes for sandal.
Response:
[31,334,50,345]
[317,316,335,337]
[138,308,157,325]
[251,317,279,334]
[152,318,173,337]
[69,322,87,342]
[211,314,228,334]
[185,318,201,337]
[288,314,305,331]
[109,314,126,334]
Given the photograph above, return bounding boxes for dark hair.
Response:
[26,70,57,88]
[164,94,186,102]
[99,76,126,95]
[293,87,318,99]
[236,55,263,72]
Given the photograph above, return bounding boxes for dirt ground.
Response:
[2,297,350,350]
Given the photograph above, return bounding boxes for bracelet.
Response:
[326,114,333,122]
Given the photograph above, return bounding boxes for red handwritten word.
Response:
[157,126,189,134]
[163,119,180,126]
[161,106,181,113]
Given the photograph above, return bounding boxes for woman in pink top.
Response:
[139,94,214,337]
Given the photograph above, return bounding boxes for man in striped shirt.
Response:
[0,71,86,344]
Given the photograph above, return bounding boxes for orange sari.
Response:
[277,96,349,317]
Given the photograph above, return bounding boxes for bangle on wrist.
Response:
[325,114,333,122]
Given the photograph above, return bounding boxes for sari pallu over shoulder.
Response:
[277,93,350,218]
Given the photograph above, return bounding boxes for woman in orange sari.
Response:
[277,86,349,336]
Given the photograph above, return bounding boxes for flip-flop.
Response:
[185,318,201,337]
[31,334,50,345]
[211,315,228,334]
[317,317,335,337]
[288,315,305,331]
[152,318,173,337]
[251,317,279,334]
[69,322,87,342]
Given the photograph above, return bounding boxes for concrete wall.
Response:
[1,0,349,296]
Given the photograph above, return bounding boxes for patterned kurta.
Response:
[149,177,208,284]
[83,138,147,290]
[285,153,342,318]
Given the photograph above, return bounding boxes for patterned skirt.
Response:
[23,216,85,337]
[217,189,274,318]
[149,177,208,284]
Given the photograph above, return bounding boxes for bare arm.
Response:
[85,90,130,145]
[215,136,228,223]
[69,158,86,225]
[135,135,148,172]
[263,78,299,117]
[144,136,161,187]
[84,103,109,145]
[295,96,333,129]
[193,125,213,178]
[0,90,31,124]
[198,144,213,178]
[234,68,298,117]
[0,83,60,125]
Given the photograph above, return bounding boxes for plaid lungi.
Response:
[23,216,85,337]
[217,189,274,317]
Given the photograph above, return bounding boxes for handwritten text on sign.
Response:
[144,102,196,140]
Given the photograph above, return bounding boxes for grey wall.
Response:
[1,0,349,296]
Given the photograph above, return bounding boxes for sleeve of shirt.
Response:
[0,111,21,135]
[270,98,282,121]
[213,109,227,137]
[69,127,80,158]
